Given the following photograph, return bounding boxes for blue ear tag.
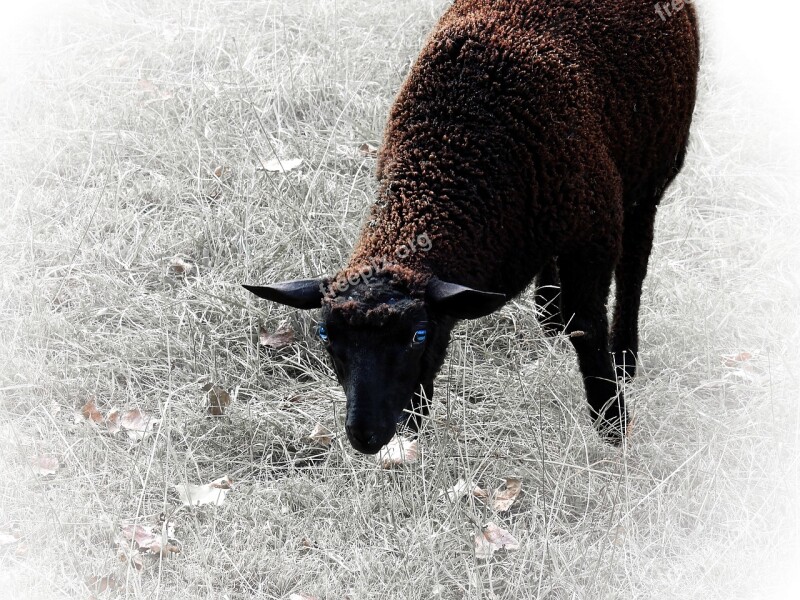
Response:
[413,329,427,344]
[318,325,329,342]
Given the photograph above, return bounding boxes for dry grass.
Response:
[1,0,798,598]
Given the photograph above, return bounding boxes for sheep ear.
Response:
[426,277,506,319]
[243,279,324,310]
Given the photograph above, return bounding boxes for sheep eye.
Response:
[317,325,329,342]
[412,329,427,344]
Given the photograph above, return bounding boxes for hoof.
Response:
[592,403,629,446]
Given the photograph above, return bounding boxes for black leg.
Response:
[610,203,658,381]
[558,250,627,444]
[535,258,562,335]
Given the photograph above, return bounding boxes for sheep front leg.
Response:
[558,251,627,444]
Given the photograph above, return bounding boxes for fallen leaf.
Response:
[289,594,319,600]
[175,475,233,506]
[492,477,522,512]
[28,455,59,476]
[136,79,173,104]
[118,552,144,571]
[722,351,766,384]
[378,436,419,468]
[440,478,486,502]
[722,351,753,367]
[118,523,179,556]
[609,524,626,547]
[299,537,318,553]
[212,165,224,178]
[85,575,118,594]
[474,522,520,559]
[108,54,130,68]
[358,142,378,157]
[136,79,157,93]
[168,257,194,277]
[259,324,295,349]
[257,157,302,172]
[106,409,121,434]
[81,398,104,424]
[0,531,18,545]
[307,423,334,447]
[203,384,231,416]
[118,408,159,440]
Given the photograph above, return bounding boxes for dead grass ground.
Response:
[1,0,798,598]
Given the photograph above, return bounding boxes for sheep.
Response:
[245,0,700,454]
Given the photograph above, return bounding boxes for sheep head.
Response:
[244,268,505,454]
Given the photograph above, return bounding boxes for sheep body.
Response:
[345,0,699,295]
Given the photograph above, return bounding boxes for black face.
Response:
[319,288,430,453]
[243,272,506,454]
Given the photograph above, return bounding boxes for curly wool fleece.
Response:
[339,0,698,298]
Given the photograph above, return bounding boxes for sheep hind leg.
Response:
[610,202,658,381]
[535,258,562,336]
[558,250,626,444]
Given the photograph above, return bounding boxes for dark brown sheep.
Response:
[246,0,700,453]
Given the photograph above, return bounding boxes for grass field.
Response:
[1,0,798,598]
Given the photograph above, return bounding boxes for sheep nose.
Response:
[345,424,386,454]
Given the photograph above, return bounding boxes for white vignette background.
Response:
[0,0,798,598]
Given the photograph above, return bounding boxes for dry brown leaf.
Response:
[722,351,766,383]
[212,165,224,178]
[308,423,334,447]
[204,384,231,416]
[81,398,104,424]
[474,522,520,559]
[299,537,318,553]
[136,79,157,93]
[118,523,179,556]
[106,409,121,434]
[378,436,419,468]
[168,257,194,277]
[85,574,118,594]
[358,142,379,156]
[175,475,233,506]
[257,157,302,172]
[136,79,172,104]
[118,408,159,439]
[492,477,522,512]
[722,351,753,366]
[79,399,125,434]
[289,594,319,600]
[259,324,295,349]
[28,455,59,476]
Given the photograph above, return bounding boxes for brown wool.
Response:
[332,0,699,303]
